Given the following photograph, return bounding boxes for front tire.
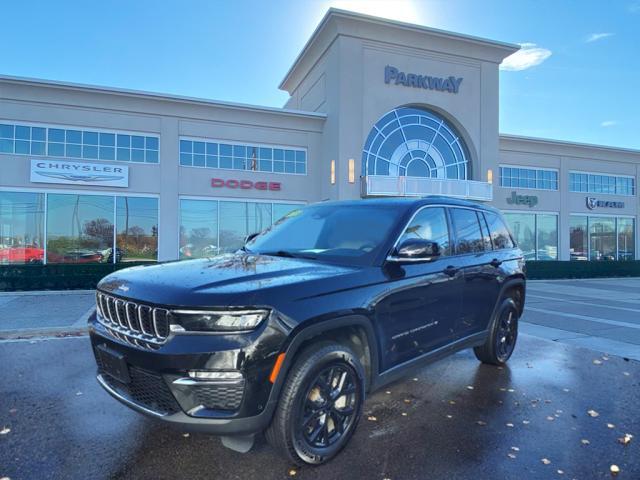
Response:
[474,297,519,365]
[265,342,365,465]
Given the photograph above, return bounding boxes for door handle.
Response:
[490,258,503,268]
[443,265,459,277]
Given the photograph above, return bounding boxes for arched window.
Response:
[362,106,469,180]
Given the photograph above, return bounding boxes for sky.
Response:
[1,0,639,149]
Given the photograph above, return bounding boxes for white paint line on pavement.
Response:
[0,335,88,344]
[0,289,95,297]
[527,294,640,313]
[526,306,640,330]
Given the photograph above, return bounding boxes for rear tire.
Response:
[474,297,519,365]
[265,342,365,466]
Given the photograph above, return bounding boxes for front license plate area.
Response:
[97,344,131,384]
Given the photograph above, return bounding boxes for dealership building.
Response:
[1,9,638,265]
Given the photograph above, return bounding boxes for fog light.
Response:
[188,371,243,380]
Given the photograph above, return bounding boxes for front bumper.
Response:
[89,310,290,436]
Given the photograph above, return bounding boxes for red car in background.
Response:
[0,246,103,264]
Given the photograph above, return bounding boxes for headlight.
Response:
[169,309,269,332]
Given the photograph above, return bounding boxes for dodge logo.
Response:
[211,178,281,191]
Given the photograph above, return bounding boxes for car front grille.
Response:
[96,291,170,350]
[95,351,180,415]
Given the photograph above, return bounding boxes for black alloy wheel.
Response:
[474,297,519,365]
[298,364,359,449]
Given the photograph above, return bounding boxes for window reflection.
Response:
[450,208,485,254]
[116,197,158,263]
[618,218,635,261]
[0,192,45,264]
[536,214,558,260]
[219,202,272,254]
[399,207,450,255]
[504,213,536,260]
[46,194,114,263]
[179,199,218,259]
[569,217,588,261]
[589,217,616,261]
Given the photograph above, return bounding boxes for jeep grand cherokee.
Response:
[89,197,525,465]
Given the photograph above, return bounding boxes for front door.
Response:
[375,207,463,371]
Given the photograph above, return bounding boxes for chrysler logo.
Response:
[35,171,125,183]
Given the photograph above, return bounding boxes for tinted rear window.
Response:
[450,208,485,254]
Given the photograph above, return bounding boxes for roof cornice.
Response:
[279,8,519,93]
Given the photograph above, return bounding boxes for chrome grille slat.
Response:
[95,292,170,351]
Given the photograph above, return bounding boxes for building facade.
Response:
[0,9,637,266]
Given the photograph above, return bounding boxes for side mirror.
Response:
[244,232,259,244]
[388,239,440,263]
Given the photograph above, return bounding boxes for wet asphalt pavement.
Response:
[1,334,638,480]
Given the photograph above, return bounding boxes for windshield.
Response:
[245,203,400,265]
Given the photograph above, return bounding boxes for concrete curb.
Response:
[0,289,95,296]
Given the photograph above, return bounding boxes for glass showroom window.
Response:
[179,199,301,259]
[362,107,468,180]
[46,194,114,264]
[179,199,219,259]
[0,122,159,163]
[116,197,158,263]
[569,172,635,196]
[499,166,558,190]
[570,215,635,261]
[0,192,45,264]
[504,213,558,260]
[179,139,307,174]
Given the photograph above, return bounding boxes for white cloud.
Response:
[500,43,552,71]
[586,32,614,43]
[601,120,617,127]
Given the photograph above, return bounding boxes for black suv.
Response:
[89,197,525,465]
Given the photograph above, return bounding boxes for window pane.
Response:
[100,133,115,146]
[617,218,635,261]
[0,192,45,264]
[49,128,65,142]
[179,199,218,259]
[0,138,12,153]
[15,140,30,154]
[145,137,159,150]
[219,201,272,254]
[484,212,514,250]
[131,136,145,149]
[398,207,450,255]
[589,217,616,261]
[15,126,30,140]
[504,213,536,260]
[46,194,114,264]
[66,130,82,144]
[116,197,158,263]
[0,124,14,138]
[83,131,99,145]
[32,127,46,141]
[569,216,588,261]
[536,214,558,260]
[450,208,484,254]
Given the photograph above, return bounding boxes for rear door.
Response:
[375,206,464,370]
[449,207,501,338]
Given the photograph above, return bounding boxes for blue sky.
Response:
[2,0,639,149]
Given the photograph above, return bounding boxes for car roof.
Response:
[314,196,501,214]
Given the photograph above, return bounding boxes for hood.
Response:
[98,253,362,307]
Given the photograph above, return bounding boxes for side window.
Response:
[398,207,450,256]
[450,208,485,254]
[484,211,515,250]
[478,212,493,250]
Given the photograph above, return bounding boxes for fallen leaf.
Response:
[587,410,599,418]
[508,388,515,393]
[499,387,507,392]
[562,388,570,393]
[446,414,453,419]
[367,416,377,422]
[288,468,297,476]
[476,420,487,426]
[593,359,602,365]
[449,400,456,405]
[385,391,391,395]
[556,409,564,414]
[403,399,411,404]
[506,423,514,428]
[522,420,531,425]
[602,356,609,361]
[623,372,630,376]
[401,412,408,417]
[1,476,11,480]
[467,385,474,390]
[507,453,517,459]
[610,464,620,475]
[0,427,10,435]
[9,409,17,414]
[618,434,633,445]
[607,423,615,429]
[557,469,564,475]
[412,378,418,382]
[182,433,190,438]
[581,439,590,445]
[541,458,551,465]
[547,416,555,421]
[76,391,83,396]
[511,446,520,452]
[544,399,552,404]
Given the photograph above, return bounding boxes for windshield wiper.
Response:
[261,250,317,260]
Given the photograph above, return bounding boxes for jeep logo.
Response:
[506,191,538,208]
